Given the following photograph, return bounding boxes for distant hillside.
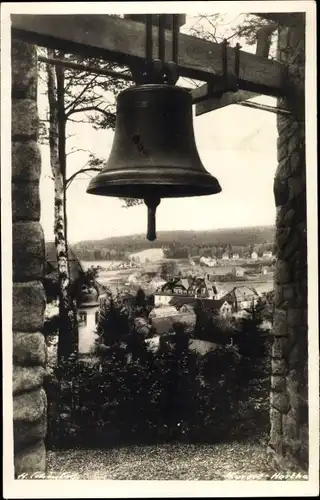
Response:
[72,226,275,261]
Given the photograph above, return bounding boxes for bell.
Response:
[87,84,221,240]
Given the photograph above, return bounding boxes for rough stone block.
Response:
[271,375,286,392]
[283,208,295,225]
[276,159,291,182]
[288,342,304,371]
[14,440,46,477]
[279,233,300,261]
[293,249,308,271]
[270,391,290,413]
[12,141,41,181]
[282,284,295,302]
[12,100,38,139]
[286,370,304,409]
[274,287,283,307]
[276,227,291,249]
[13,222,45,280]
[12,182,40,221]
[270,405,283,433]
[271,358,286,376]
[290,151,302,174]
[274,177,289,206]
[14,412,47,451]
[288,175,303,199]
[293,284,306,307]
[275,205,287,228]
[272,337,288,359]
[287,308,302,327]
[13,365,45,395]
[275,260,291,284]
[277,136,288,162]
[293,195,306,224]
[273,308,287,336]
[13,387,46,423]
[288,132,301,156]
[13,332,46,366]
[283,409,300,441]
[13,282,46,331]
[11,40,37,99]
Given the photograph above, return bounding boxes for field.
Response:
[130,247,165,262]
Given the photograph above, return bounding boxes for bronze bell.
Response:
[87,84,221,240]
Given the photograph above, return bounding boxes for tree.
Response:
[159,260,181,281]
[40,46,130,360]
[96,294,133,347]
[46,51,78,361]
[189,13,277,56]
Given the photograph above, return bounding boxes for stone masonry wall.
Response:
[269,18,308,470]
[12,40,47,477]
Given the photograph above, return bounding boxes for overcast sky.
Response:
[38,12,278,243]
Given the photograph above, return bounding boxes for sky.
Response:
[38,12,278,243]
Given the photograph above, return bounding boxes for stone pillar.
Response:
[269,17,308,470]
[12,40,47,477]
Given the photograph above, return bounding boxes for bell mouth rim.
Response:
[87,180,222,199]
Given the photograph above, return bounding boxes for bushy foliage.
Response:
[46,293,272,449]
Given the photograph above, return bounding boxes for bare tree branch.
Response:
[66,147,92,157]
[66,167,101,189]
[66,105,115,119]
[64,74,99,113]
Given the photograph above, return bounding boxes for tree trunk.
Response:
[46,49,78,362]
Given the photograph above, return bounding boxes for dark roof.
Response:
[169,296,232,310]
[224,286,259,302]
[45,241,84,282]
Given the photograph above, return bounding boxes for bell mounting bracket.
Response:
[131,14,180,86]
[207,39,242,98]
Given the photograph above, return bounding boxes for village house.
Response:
[169,295,233,318]
[188,277,225,299]
[211,299,233,317]
[224,285,260,312]
[232,266,246,278]
[262,251,273,260]
[251,251,258,260]
[199,256,217,267]
[77,284,100,355]
[221,252,230,261]
[153,277,191,305]
[144,276,167,295]
[148,304,196,334]
[232,253,240,261]
[154,275,227,306]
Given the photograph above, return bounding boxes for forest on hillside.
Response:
[71,226,276,261]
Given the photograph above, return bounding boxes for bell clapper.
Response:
[144,196,161,241]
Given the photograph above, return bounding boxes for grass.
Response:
[46,439,277,480]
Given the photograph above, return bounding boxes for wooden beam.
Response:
[195,90,260,117]
[11,14,285,97]
[193,23,278,115]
